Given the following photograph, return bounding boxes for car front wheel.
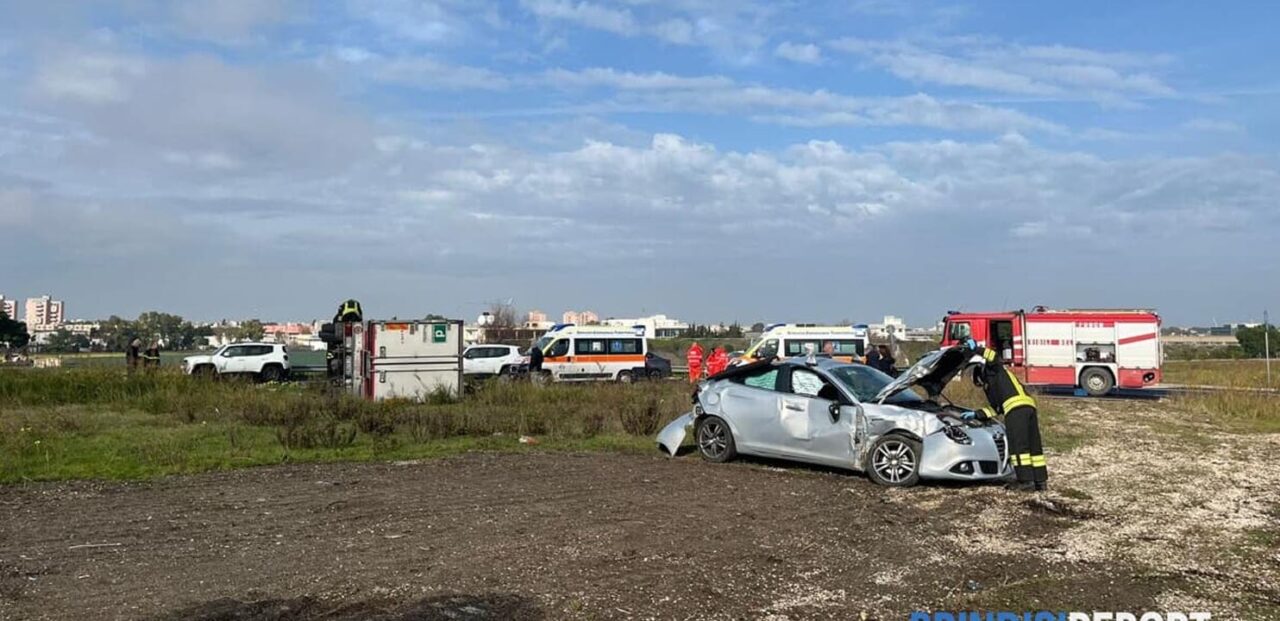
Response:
[866,435,922,487]
[695,416,737,463]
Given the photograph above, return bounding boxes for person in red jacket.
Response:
[706,346,730,377]
[686,342,704,383]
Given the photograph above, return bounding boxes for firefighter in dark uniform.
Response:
[335,299,363,324]
[956,326,1048,492]
[325,300,364,379]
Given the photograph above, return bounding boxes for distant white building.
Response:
[601,314,689,339]
[25,295,65,330]
[868,315,907,339]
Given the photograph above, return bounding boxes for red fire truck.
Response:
[938,307,1163,396]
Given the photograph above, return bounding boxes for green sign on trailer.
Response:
[432,324,447,343]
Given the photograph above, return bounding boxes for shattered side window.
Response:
[790,369,826,397]
[742,369,780,391]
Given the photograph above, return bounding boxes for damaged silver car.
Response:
[656,347,1010,486]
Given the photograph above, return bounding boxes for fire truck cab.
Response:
[939,307,1163,397]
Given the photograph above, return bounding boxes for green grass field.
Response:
[1163,358,1276,388]
[2,356,1275,482]
[0,368,688,482]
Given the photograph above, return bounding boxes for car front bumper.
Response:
[917,426,1012,481]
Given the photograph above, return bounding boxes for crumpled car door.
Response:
[803,399,856,468]
[718,383,788,455]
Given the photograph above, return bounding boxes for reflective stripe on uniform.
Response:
[982,348,996,362]
[1002,395,1037,412]
[1030,455,1046,467]
[1003,368,1037,411]
[1015,453,1032,466]
[980,406,996,419]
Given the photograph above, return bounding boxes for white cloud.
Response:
[532,64,1059,132]
[351,0,461,44]
[543,67,734,90]
[370,57,511,90]
[520,0,637,35]
[519,0,772,59]
[32,51,147,104]
[1181,118,1244,134]
[774,41,822,64]
[829,37,1176,104]
[169,0,294,44]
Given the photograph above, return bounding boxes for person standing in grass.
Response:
[126,338,142,372]
[143,342,161,369]
[706,346,729,377]
[686,342,704,383]
[527,340,545,384]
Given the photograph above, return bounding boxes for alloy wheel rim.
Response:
[698,421,727,458]
[873,441,916,483]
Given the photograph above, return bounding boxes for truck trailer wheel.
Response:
[1080,367,1114,397]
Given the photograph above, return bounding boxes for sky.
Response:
[1,1,1278,326]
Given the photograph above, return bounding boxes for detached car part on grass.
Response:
[656,347,1011,487]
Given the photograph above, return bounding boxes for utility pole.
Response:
[1265,309,1272,388]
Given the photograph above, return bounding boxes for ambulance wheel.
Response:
[617,370,634,383]
[1080,367,1114,397]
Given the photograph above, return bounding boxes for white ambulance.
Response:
[533,324,650,382]
[737,324,871,365]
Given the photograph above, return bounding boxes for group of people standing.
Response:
[864,344,897,376]
[125,338,161,371]
[684,343,730,382]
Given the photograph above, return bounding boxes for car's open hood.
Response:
[873,346,972,403]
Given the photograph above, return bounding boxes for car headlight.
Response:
[942,425,972,445]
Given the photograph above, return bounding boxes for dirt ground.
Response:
[2,401,1278,620]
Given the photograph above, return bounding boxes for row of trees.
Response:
[685,322,745,338]
[37,313,267,354]
[1236,325,1279,358]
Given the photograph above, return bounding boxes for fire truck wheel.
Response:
[1080,367,1114,397]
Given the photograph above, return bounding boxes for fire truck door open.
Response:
[990,319,1015,363]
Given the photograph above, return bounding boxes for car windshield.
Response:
[827,364,924,404]
[533,336,554,351]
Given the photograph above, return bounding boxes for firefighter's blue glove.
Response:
[960,410,978,421]
[959,338,977,351]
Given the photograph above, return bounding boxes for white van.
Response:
[737,324,870,364]
[533,324,649,382]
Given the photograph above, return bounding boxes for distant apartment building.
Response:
[562,310,599,325]
[25,295,65,330]
[525,310,553,330]
[601,314,689,339]
[0,295,16,321]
